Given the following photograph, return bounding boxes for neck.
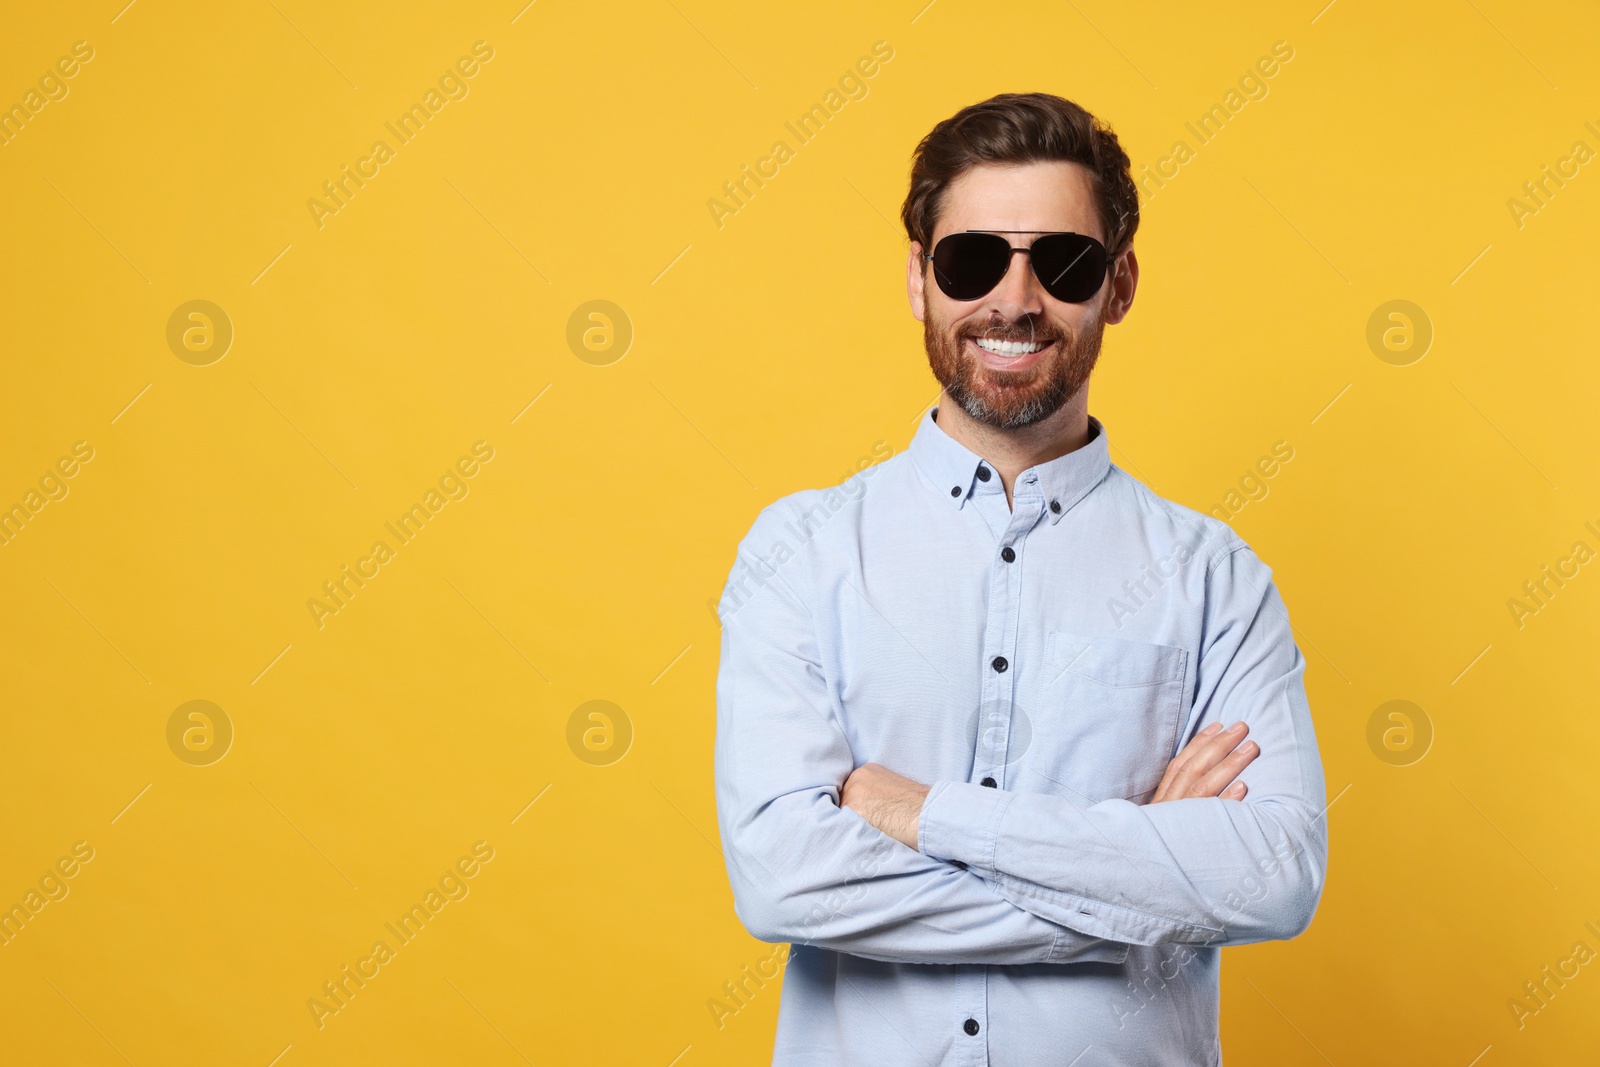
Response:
[934,390,1091,509]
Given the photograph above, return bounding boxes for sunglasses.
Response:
[924,230,1112,303]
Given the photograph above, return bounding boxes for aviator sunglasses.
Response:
[924,230,1112,303]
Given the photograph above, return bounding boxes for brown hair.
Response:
[900,92,1140,259]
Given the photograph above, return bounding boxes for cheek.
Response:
[923,304,959,344]
[943,307,989,340]
[1014,312,1065,350]
[1066,305,1105,344]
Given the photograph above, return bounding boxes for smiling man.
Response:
[713,92,1329,1067]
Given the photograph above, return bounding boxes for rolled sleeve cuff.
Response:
[918,780,1015,872]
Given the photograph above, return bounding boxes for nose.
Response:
[986,246,1045,320]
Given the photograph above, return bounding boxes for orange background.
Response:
[1,1,1597,1064]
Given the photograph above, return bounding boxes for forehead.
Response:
[933,161,1103,243]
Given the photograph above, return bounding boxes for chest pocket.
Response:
[1033,631,1189,804]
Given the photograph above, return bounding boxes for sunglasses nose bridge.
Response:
[990,244,1047,309]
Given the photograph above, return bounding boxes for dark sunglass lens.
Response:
[1031,234,1107,302]
[931,233,1011,301]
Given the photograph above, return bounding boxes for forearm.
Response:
[918,783,1327,946]
[721,785,1130,965]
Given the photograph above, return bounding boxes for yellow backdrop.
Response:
[2,1,1597,1064]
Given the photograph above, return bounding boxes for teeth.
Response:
[974,337,1046,356]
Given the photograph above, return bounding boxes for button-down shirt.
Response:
[713,406,1329,1066]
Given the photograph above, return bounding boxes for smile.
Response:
[973,337,1048,356]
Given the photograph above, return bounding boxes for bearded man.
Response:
[714,91,1329,1067]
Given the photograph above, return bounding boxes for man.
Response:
[713,92,1328,1066]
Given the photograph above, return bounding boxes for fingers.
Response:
[1165,721,1241,790]
[1163,721,1223,779]
[1153,721,1256,803]
[1190,734,1258,798]
[1151,721,1223,801]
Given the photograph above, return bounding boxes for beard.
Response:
[923,299,1106,430]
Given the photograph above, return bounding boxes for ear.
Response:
[1101,246,1139,326]
[907,241,928,323]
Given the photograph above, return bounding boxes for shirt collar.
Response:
[908,404,1112,524]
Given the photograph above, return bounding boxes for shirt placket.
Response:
[959,470,1046,1067]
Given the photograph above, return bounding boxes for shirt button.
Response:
[1000,546,1015,563]
[991,656,1008,673]
[951,860,968,870]
[1050,500,1061,514]
[950,486,961,497]
[963,1018,980,1036]
[981,777,997,787]
[976,465,991,482]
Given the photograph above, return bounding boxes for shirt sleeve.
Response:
[714,503,1130,966]
[917,542,1330,947]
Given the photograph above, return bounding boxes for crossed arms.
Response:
[712,528,1330,966]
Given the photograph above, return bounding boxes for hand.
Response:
[841,762,931,849]
[1150,721,1258,803]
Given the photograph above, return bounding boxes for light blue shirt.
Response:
[713,406,1329,1066]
